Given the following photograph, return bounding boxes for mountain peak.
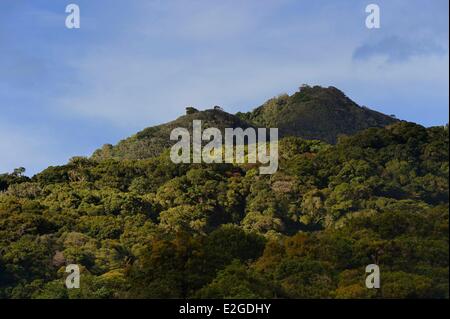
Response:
[92,85,398,160]
[237,85,398,143]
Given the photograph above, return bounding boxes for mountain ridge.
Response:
[237,85,398,143]
[92,85,398,161]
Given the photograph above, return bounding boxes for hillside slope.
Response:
[237,85,398,143]
[1,121,448,299]
[92,85,398,160]
[92,108,254,161]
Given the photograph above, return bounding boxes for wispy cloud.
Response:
[353,36,446,63]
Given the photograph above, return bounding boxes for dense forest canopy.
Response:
[0,121,448,299]
[237,85,397,143]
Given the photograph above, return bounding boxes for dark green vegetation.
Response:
[93,86,397,160]
[92,107,254,161]
[237,85,398,143]
[1,119,448,299]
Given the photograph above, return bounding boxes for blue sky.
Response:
[1,0,448,176]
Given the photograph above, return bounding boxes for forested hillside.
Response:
[237,85,397,143]
[0,121,448,299]
[92,107,254,161]
[92,86,397,161]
